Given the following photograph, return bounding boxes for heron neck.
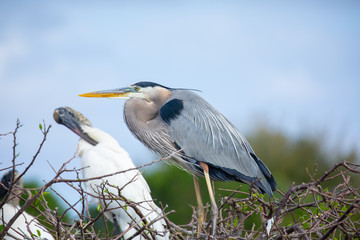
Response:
[124,88,171,123]
[124,98,159,124]
[123,96,171,150]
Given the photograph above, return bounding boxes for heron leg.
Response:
[200,162,218,238]
[193,175,204,237]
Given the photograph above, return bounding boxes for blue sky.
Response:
[1,1,359,210]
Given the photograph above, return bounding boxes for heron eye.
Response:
[134,87,140,91]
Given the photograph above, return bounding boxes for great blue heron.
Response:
[79,81,277,236]
[53,106,169,240]
[0,170,55,240]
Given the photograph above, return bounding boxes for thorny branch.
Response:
[1,121,359,239]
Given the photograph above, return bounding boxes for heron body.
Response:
[54,107,169,240]
[79,81,277,236]
[123,85,276,196]
[0,171,55,240]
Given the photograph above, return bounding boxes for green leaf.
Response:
[331,201,339,208]
[340,206,348,213]
[39,123,43,130]
[37,229,41,237]
[303,222,310,229]
[316,195,322,201]
[319,202,329,211]
[233,217,238,227]
[31,190,39,197]
[0,224,3,231]
[96,204,102,212]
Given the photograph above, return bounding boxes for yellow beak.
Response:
[79,88,131,98]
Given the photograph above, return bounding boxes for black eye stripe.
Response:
[133,81,170,89]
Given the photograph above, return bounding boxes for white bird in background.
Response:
[53,106,169,240]
[0,170,55,240]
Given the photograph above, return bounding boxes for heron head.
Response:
[78,81,172,102]
[53,107,98,146]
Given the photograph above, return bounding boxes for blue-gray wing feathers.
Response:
[160,90,276,196]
